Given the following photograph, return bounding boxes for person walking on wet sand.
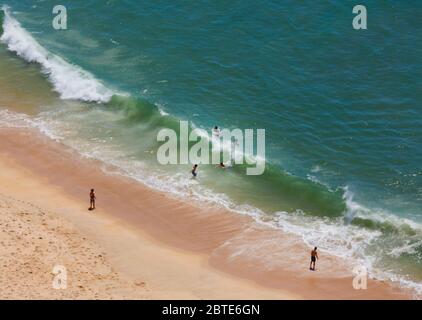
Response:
[89,189,96,211]
[310,247,318,271]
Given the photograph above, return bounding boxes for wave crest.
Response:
[0,6,113,103]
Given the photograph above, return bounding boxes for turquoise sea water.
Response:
[0,1,421,295]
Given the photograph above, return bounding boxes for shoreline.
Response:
[0,127,411,299]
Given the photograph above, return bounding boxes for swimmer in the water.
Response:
[216,162,226,169]
[191,164,198,177]
[212,126,221,137]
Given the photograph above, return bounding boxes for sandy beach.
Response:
[0,127,411,299]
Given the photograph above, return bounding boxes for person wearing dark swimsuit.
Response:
[216,162,226,169]
[89,189,96,210]
[310,247,318,270]
[191,164,198,177]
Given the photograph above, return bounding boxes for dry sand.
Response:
[0,193,146,299]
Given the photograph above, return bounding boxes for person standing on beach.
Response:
[310,247,318,271]
[191,164,198,177]
[89,189,96,210]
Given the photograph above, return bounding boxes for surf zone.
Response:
[156,121,266,175]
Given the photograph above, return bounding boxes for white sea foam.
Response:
[311,165,322,173]
[343,186,422,231]
[0,6,113,103]
[0,109,32,127]
[156,103,169,116]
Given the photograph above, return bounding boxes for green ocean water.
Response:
[0,1,421,295]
